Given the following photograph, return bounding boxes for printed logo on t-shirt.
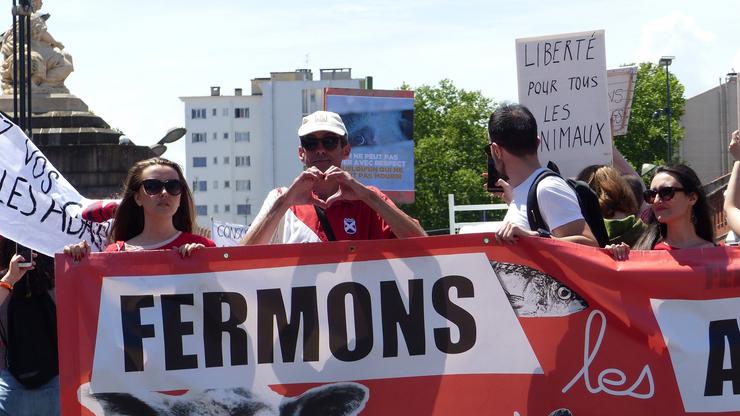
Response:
[344,218,357,235]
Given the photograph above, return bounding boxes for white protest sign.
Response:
[89,253,542,393]
[607,66,638,136]
[211,218,247,247]
[516,30,612,178]
[651,297,740,413]
[0,115,110,256]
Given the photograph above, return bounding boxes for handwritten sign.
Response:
[211,218,247,247]
[607,66,638,136]
[516,30,612,177]
[0,115,110,255]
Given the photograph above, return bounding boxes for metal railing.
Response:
[448,194,508,235]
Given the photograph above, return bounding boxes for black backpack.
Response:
[526,162,610,247]
[1,258,59,389]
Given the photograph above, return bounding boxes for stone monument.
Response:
[0,0,154,198]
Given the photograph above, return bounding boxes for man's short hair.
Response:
[487,104,538,157]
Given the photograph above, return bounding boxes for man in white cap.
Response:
[242,110,426,245]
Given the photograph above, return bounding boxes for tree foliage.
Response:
[616,62,686,171]
[402,80,497,233]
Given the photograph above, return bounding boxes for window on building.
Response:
[212,180,218,190]
[236,180,251,191]
[223,156,230,164]
[213,157,218,165]
[192,180,207,192]
[222,108,229,116]
[237,204,252,216]
[224,180,230,188]
[234,108,250,118]
[235,156,251,167]
[224,204,230,213]
[212,132,217,141]
[223,132,229,139]
[213,205,219,214]
[212,108,217,116]
[196,205,208,216]
[191,108,207,119]
[192,157,207,168]
[235,132,250,142]
[191,132,207,143]
[302,90,318,116]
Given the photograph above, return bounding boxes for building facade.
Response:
[679,74,738,183]
[181,68,369,226]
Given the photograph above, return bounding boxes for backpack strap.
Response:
[314,206,336,241]
[526,169,560,232]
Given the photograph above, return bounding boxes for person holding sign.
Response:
[487,104,598,246]
[65,158,214,259]
[0,239,59,416]
[242,111,425,245]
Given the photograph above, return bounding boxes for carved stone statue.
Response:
[0,0,74,94]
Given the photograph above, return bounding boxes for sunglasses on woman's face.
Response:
[643,186,686,204]
[300,135,342,151]
[141,179,184,196]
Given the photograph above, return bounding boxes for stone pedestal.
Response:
[0,94,155,198]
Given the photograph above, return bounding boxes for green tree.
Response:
[616,62,686,171]
[403,80,497,233]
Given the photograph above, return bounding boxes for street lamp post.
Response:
[659,56,674,165]
[150,127,187,156]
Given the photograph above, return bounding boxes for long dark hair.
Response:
[109,158,195,242]
[633,164,713,249]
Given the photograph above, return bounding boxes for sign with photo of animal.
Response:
[55,235,740,415]
[325,88,415,204]
[516,30,613,178]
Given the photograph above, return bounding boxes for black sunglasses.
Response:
[643,186,686,204]
[300,135,342,151]
[141,179,184,196]
[482,143,493,159]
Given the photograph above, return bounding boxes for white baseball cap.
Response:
[297,111,348,137]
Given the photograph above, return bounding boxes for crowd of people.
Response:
[0,105,737,414]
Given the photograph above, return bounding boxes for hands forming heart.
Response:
[287,166,367,209]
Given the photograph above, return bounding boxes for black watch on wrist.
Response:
[536,228,552,238]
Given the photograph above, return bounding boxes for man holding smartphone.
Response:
[241,111,426,245]
[487,104,598,246]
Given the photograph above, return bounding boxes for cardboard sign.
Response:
[607,66,638,136]
[56,235,740,415]
[325,89,415,204]
[517,30,612,177]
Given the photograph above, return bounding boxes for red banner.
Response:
[55,234,740,415]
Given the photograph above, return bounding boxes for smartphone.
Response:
[486,158,503,193]
[15,243,33,268]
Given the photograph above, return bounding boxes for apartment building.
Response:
[181,68,370,225]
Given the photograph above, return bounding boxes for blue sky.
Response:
[7,0,739,167]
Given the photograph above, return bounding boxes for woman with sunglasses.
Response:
[607,164,714,259]
[65,158,214,259]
